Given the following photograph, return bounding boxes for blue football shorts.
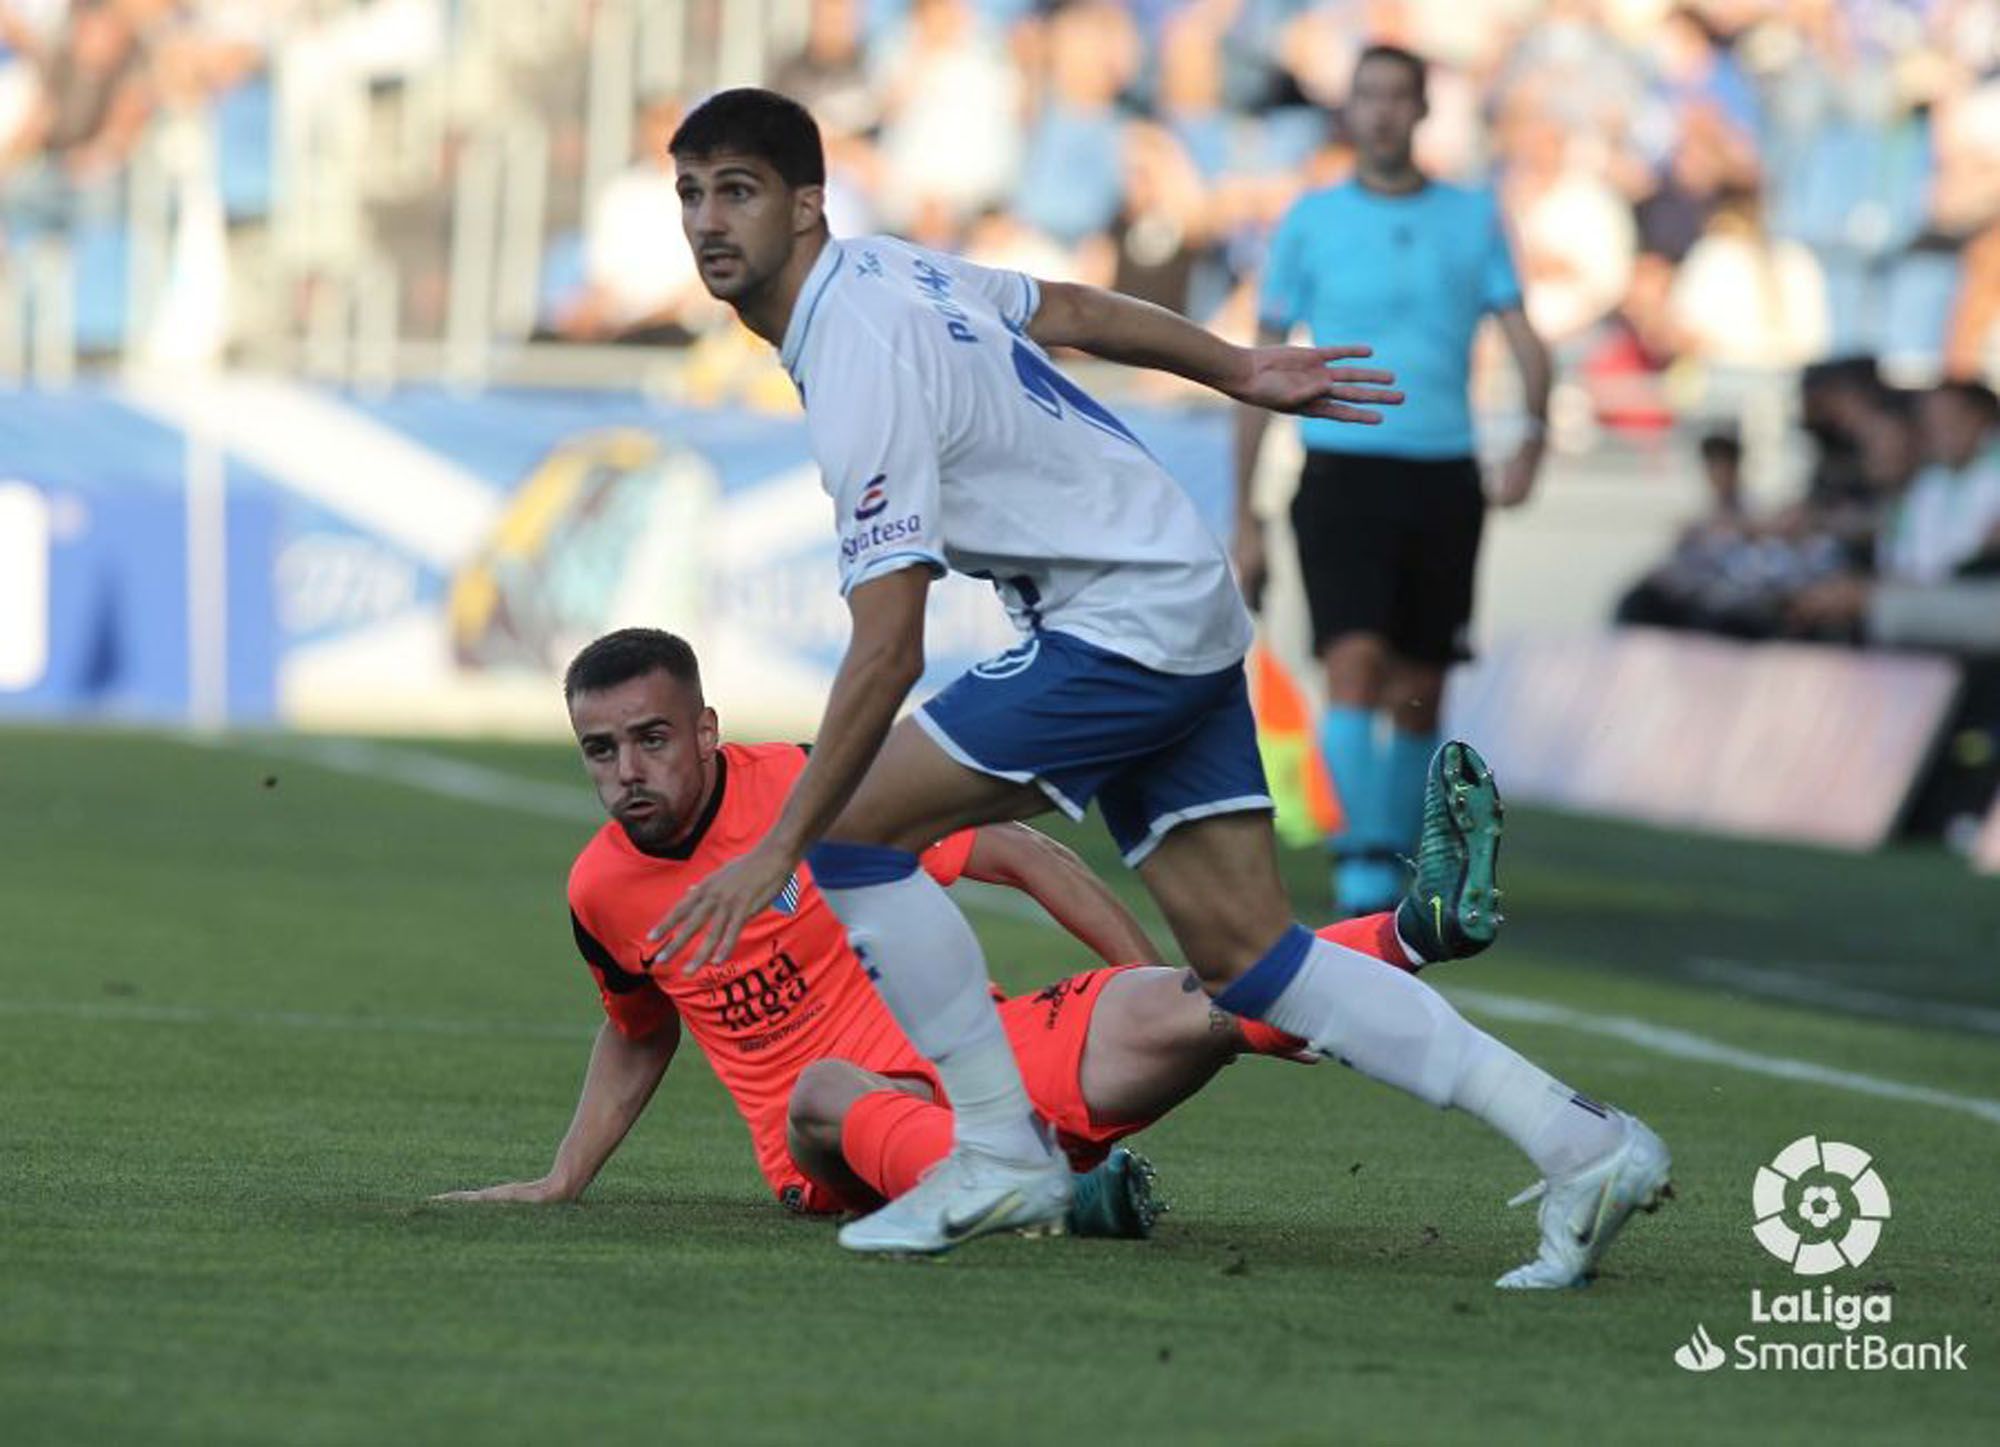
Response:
[915,630,1272,866]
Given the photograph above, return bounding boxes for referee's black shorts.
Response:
[1288,449,1485,665]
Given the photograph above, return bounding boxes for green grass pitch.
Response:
[2,726,1996,1445]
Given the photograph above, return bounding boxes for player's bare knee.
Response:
[786,1059,876,1149]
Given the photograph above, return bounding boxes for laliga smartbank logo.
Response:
[1673,1137,1967,1375]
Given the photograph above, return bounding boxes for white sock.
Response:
[816,863,1050,1165]
[1260,935,1623,1178]
[1453,1031,1623,1179]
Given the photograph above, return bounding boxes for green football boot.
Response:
[1394,740,1505,964]
[1064,1146,1167,1240]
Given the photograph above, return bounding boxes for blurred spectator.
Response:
[1,0,153,198]
[544,96,711,345]
[1814,381,1926,559]
[1103,120,1211,316]
[1788,381,2000,634]
[1794,354,1885,516]
[1655,5,1759,142]
[960,204,1088,284]
[872,0,1021,233]
[1497,96,1635,344]
[1633,104,1755,265]
[1879,382,2000,584]
[1669,185,1829,372]
[1617,429,1753,631]
[0,2,69,171]
[1584,250,1677,433]
[1012,0,1137,246]
[1615,421,1853,639]
[771,1,885,239]
[770,0,879,141]
[1156,7,1233,181]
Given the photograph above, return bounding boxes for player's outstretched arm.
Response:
[431,1016,681,1204]
[650,566,932,971]
[1025,280,1403,424]
[961,822,1163,966]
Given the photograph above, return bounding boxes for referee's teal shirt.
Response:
[1259,180,1522,460]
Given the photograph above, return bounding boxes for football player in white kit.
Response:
[651,89,1671,1285]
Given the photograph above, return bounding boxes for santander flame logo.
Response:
[1674,1324,1727,1372]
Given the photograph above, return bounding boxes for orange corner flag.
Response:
[1248,643,1341,845]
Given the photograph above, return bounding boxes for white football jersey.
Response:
[781,235,1253,676]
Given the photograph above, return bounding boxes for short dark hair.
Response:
[1355,43,1427,105]
[563,628,702,705]
[1698,430,1742,463]
[669,87,825,187]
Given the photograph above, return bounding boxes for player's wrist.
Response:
[762,818,811,862]
[1220,343,1258,400]
[539,1170,584,1202]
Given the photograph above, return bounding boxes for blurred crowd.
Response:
[0,0,279,232]
[3,0,1999,406]
[549,0,2000,416]
[0,0,442,357]
[1619,367,2000,648]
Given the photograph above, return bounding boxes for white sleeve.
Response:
[807,330,949,596]
[944,254,1040,334]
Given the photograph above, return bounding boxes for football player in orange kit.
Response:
[435,628,1488,1237]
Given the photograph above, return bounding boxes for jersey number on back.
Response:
[1010,338,1149,455]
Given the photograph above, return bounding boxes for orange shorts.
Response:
[780,965,1146,1215]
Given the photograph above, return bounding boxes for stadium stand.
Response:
[3,0,1999,864]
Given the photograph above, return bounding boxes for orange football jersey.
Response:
[567,741,975,1192]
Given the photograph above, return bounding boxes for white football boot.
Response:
[837,1145,1072,1256]
[1495,1114,1673,1289]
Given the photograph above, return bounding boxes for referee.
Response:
[1234,43,1551,917]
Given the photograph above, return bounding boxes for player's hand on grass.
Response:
[649,836,798,973]
[1232,516,1269,613]
[430,1177,574,1204]
[1230,344,1402,424]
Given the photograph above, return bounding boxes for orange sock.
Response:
[1235,912,1414,1057]
[1316,911,1417,972]
[840,1089,954,1200]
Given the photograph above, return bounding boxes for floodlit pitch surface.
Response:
[2,728,1995,1446]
